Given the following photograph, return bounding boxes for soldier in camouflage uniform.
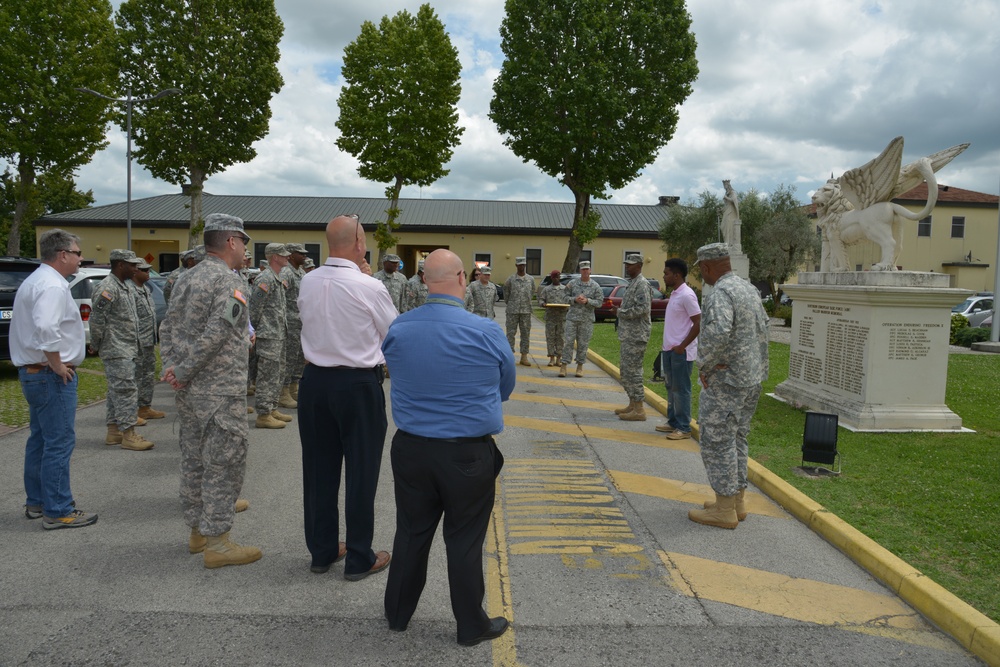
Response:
[373,253,408,313]
[687,243,769,530]
[163,247,204,303]
[403,260,428,312]
[160,213,261,568]
[537,270,569,366]
[131,260,165,421]
[560,261,604,378]
[250,243,291,428]
[279,243,308,407]
[90,249,153,451]
[503,256,536,366]
[465,266,498,318]
[614,255,653,421]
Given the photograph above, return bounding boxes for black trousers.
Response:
[383,429,503,642]
[298,365,387,575]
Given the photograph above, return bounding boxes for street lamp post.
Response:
[76,86,181,250]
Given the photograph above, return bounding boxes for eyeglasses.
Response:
[137,267,150,273]
[229,234,251,245]
[62,249,83,257]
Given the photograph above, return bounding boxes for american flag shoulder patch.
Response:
[233,289,247,305]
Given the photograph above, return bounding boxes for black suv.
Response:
[0,257,41,361]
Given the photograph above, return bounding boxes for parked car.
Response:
[539,273,629,289]
[0,257,42,360]
[952,292,994,328]
[68,267,167,346]
[595,284,669,322]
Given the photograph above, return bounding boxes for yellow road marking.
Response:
[504,415,700,453]
[486,478,525,667]
[509,393,626,413]
[515,376,615,391]
[659,551,959,651]
[609,470,789,520]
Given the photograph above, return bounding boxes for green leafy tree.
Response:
[0,169,95,256]
[658,192,723,279]
[0,0,116,255]
[336,4,463,261]
[751,185,820,297]
[116,0,284,248]
[490,0,698,273]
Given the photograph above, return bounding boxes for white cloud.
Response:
[66,0,998,210]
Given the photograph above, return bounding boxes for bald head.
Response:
[423,249,466,299]
[326,215,365,265]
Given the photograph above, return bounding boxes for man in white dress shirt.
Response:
[11,229,96,529]
[297,214,397,580]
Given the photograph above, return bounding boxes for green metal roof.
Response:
[39,193,674,238]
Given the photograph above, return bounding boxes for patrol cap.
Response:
[244,250,252,259]
[578,261,592,270]
[515,256,526,265]
[192,245,207,261]
[624,254,644,265]
[137,259,152,270]
[203,213,247,236]
[110,249,142,264]
[303,257,315,268]
[264,243,290,257]
[481,266,492,275]
[417,260,425,272]
[285,242,307,254]
[694,242,731,265]
[179,249,195,261]
[383,254,401,263]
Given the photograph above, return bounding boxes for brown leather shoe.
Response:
[310,542,347,574]
[344,550,391,581]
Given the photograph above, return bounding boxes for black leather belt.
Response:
[398,430,493,445]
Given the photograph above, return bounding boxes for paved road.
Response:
[0,306,984,666]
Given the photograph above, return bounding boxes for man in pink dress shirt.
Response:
[297,215,397,580]
[657,257,701,439]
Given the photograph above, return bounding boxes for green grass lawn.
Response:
[587,320,1000,624]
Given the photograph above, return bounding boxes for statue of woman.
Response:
[721,180,742,252]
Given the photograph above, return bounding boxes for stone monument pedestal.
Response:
[774,272,971,431]
[730,252,750,282]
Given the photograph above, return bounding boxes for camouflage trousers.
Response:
[562,319,594,365]
[544,312,566,356]
[136,345,156,407]
[619,337,648,402]
[254,337,285,414]
[697,381,762,497]
[176,392,248,536]
[103,356,139,430]
[283,324,304,385]
[248,345,257,388]
[506,312,532,354]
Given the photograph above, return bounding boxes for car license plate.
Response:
[0,310,12,320]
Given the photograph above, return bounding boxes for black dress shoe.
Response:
[458,617,509,646]
[310,542,347,574]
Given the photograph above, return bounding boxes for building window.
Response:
[856,264,863,272]
[473,252,492,271]
[951,216,965,239]
[525,248,542,276]
[364,250,371,265]
[918,216,931,237]
[304,243,321,267]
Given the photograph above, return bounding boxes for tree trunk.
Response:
[187,168,206,250]
[561,189,590,273]
[9,160,36,257]
[377,174,404,265]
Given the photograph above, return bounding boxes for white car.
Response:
[952,292,994,328]
[68,266,168,347]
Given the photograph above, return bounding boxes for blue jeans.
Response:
[20,367,78,518]
[663,350,693,433]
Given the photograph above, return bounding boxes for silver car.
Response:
[952,293,994,328]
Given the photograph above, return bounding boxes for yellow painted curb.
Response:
[594,351,1000,667]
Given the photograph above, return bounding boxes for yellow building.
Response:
[845,183,999,292]
[36,192,677,280]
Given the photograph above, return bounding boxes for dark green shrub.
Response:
[773,305,793,327]
[950,313,970,344]
[954,326,990,348]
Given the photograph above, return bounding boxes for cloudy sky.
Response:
[71,0,999,209]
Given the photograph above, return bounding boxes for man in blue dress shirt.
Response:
[382,249,515,647]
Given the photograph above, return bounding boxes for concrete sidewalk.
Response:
[0,305,993,666]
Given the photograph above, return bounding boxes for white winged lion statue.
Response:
[815,137,969,272]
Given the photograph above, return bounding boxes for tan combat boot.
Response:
[234,498,250,513]
[619,402,646,421]
[203,531,262,569]
[247,406,254,414]
[614,401,634,415]
[547,356,555,367]
[575,364,584,377]
[138,405,166,419]
[558,363,567,377]
[270,409,293,423]
[255,413,286,429]
[278,385,298,409]
[246,384,255,396]
[704,488,748,521]
[135,416,147,426]
[189,526,207,554]
[688,493,739,529]
[106,424,122,446]
[121,427,154,451]
[519,353,531,367]
[290,381,299,401]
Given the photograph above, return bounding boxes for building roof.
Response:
[39,193,677,238]
[894,183,999,206]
